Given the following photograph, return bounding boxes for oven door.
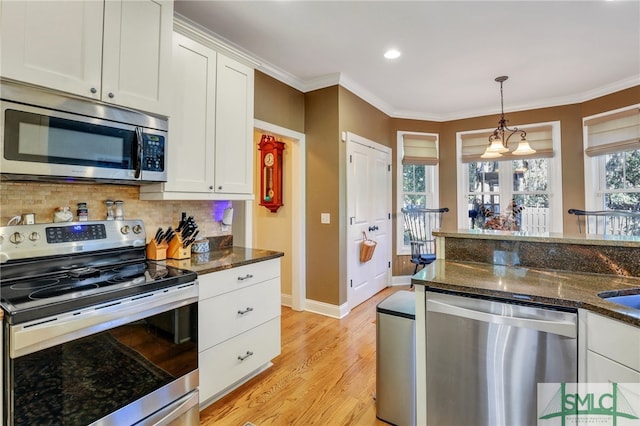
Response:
[4,282,198,426]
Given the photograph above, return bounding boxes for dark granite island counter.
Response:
[412,230,640,425]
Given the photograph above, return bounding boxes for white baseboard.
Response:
[304,298,349,319]
[281,293,292,307]
[281,281,417,318]
[392,275,413,286]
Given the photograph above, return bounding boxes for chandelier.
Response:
[481,76,536,158]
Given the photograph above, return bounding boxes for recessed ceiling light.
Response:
[384,49,401,59]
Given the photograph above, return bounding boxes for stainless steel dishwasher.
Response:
[425,291,578,426]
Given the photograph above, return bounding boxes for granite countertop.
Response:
[165,246,283,275]
[412,259,640,327]
[434,229,640,248]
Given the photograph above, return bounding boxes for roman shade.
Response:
[460,125,554,163]
[402,134,438,166]
[584,107,640,157]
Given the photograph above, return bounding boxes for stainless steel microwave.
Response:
[0,80,168,184]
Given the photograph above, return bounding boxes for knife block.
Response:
[146,239,168,261]
[168,235,192,260]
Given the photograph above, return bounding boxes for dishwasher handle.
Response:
[426,299,577,338]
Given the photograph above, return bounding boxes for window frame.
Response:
[456,121,563,233]
[583,104,640,211]
[396,130,439,256]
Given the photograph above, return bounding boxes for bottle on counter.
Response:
[77,203,88,222]
[114,200,124,220]
[105,200,115,220]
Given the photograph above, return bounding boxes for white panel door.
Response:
[163,33,217,193]
[102,0,173,115]
[347,133,392,310]
[214,54,255,194]
[0,0,103,98]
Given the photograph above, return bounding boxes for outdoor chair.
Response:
[401,207,449,281]
[567,209,640,236]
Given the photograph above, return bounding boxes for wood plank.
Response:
[199,286,407,425]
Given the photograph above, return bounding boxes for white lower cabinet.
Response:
[199,317,280,402]
[198,259,281,408]
[583,311,640,383]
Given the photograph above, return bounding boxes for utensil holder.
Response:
[168,235,192,259]
[360,231,377,263]
[146,239,168,261]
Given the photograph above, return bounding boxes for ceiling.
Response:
[174,1,640,121]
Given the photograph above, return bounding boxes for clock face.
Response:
[264,152,275,167]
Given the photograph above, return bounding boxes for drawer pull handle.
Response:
[237,307,254,315]
[237,351,254,361]
[237,274,254,281]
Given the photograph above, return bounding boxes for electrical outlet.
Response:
[321,213,330,224]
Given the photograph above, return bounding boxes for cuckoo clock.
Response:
[258,135,285,212]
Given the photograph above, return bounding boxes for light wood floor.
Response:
[199,286,409,426]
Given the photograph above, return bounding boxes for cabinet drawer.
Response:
[198,277,280,351]
[587,350,640,383]
[586,312,640,371]
[199,258,280,300]
[199,317,280,403]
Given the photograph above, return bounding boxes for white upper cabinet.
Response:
[161,33,217,193]
[140,27,255,200]
[214,54,254,195]
[1,0,172,116]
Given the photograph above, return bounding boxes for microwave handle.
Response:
[134,127,143,179]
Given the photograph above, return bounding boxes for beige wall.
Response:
[251,129,295,297]
[304,86,341,304]
[254,72,640,300]
[0,182,232,239]
[254,71,305,134]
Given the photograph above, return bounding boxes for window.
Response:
[396,131,439,255]
[457,122,562,233]
[584,105,640,212]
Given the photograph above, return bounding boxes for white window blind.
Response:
[584,107,640,157]
[460,125,554,163]
[402,134,438,165]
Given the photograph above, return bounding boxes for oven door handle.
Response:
[10,282,198,358]
[134,389,200,425]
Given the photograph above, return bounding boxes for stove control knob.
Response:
[0,235,4,245]
[121,225,131,235]
[132,224,143,234]
[29,232,40,242]
[9,232,24,245]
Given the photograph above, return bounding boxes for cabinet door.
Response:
[163,33,217,193]
[102,0,172,115]
[0,1,103,98]
[214,54,255,194]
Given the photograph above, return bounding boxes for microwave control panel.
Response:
[142,134,165,172]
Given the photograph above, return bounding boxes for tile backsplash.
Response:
[0,182,232,241]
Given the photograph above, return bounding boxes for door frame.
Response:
[345,131,392,311]
[253,119,306,311]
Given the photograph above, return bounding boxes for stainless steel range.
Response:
[1,220,199,425]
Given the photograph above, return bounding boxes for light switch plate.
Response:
[321,213,330,224]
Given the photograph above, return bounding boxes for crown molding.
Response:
[173,14,260,68]
[174,16,640,122]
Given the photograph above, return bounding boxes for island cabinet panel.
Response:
[584,311,640,383]
[1,0,172,116]
[197,259,281,408]
[140,29,255,201]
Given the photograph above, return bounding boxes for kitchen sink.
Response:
[599,291,640,310]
